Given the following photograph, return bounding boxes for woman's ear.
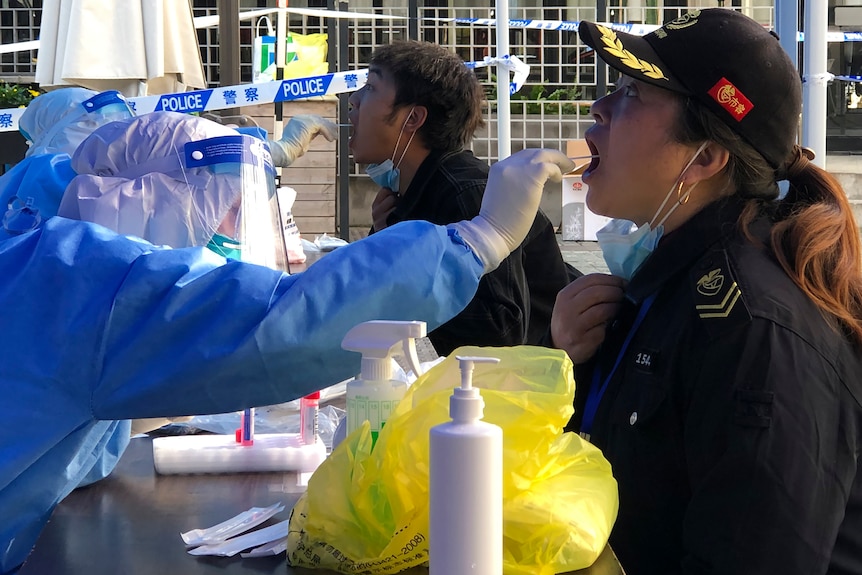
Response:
[687,142,730,183]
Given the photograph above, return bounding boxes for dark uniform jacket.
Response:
[370,148,571,355]
[566,197,862,575]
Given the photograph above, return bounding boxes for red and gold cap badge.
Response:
[707,78,754,121]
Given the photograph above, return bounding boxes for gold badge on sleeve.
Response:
[694,267,743,319]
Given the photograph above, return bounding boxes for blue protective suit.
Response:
[0,215,482,574]
[0,154,75,231]
[1,88,135,240]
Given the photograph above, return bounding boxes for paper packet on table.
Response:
[182,502,288,558]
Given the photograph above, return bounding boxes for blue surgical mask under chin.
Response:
[364,107,416,193]
[365,159,400,191]
[597,141,708,281]
[596,219,664,281]
[206,233,243,260]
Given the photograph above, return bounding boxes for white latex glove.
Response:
[450,148,574,273]
[268,114,338,167]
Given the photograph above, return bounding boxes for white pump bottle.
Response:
[341,320,426,447]
[429,355,502,575]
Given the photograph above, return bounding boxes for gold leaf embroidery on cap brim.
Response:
[597,26,667,81]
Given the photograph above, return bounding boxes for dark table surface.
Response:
[20,437,624,575]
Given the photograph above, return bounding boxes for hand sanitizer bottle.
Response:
[429,355,502,575]
[341,320,426,447]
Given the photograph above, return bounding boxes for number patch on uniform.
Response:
[632,349,659,373]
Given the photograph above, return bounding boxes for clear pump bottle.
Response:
[341,320,426,447]
[429,355,502,575]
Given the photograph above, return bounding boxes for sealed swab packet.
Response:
[181,502,284,546]
[241,536,288,558]
[188,520,290,557]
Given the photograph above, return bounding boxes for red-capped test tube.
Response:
[300,392,320,445]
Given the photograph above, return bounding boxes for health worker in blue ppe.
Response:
[0,86,337,238]
[0,87,134,234]
[56,111,330,436]
[0,109,573,574]
[9,110,339,503]
[1,90,332,433]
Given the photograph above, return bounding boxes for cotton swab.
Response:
[567,154,599,175]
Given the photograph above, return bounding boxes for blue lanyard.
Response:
[580,294,657,437]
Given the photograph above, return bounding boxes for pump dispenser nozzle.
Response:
[451,356,500,422]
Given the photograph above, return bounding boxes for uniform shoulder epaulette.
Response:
[689,249,751,334]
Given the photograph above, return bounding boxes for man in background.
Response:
[348,40,576,355]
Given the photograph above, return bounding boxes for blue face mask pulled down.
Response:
[364,107,416,193]
[366,159,401,191]
[596,219,663,281]
[597,142,707,281]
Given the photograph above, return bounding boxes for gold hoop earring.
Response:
[677,180,690,205]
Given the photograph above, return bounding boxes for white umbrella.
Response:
[35,0,207,97]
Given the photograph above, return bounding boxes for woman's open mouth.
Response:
[581,140,600,177]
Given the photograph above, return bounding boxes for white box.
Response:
[562,139,610,241]
[561,174,610,241]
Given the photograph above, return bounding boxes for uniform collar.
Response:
[624,196,747,305]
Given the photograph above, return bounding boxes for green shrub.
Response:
[484,78,591,115]
[0,82,41,108]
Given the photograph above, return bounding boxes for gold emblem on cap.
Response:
[665,10,701,30]
[597,25,668,81]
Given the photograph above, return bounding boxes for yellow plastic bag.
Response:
[287,346,618,574]
[253,31,328,83]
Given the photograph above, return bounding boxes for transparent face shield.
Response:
[22,90,135,158]
[182,134,287,270]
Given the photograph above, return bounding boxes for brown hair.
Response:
[675,97,862,347]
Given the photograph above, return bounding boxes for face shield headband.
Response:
[23,91,135,158]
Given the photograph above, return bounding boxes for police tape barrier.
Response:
[0,55,528,134]
[445,17,655,35]
[466,54,529,96]
[128,69,366,116]
[0,107,26,134]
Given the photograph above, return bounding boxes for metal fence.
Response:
[191,3,775,164]
[0,1,776,165]
[0,1,40,81]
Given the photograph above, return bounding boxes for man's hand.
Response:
[371,187,398,232]
[551,273,626,364]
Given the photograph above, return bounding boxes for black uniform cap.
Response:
[578,9,802,173]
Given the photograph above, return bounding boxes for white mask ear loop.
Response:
[390,106,416,170]
[649,141,709,228]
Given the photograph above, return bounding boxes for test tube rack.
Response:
[152,433,326,475]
